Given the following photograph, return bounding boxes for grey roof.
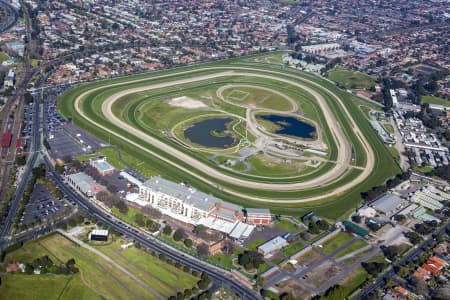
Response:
[143,176,243,213]
[258,236,288,254]
[371,193,404,214]
[246,208,271,215]
[68,172,94,194]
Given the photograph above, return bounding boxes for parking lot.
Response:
[20,184,70,226]
[43,85,108,160]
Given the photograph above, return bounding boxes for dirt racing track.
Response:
[72,66,375,203]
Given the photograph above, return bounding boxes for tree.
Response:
[308,221,320,234]
[197,243,209,258]
[163,225,172,236]
[362,261,385,276]
[184,239,193,248]
[114,200,128,214]
[280,293,295,300]
[134,213,145,227]
[405,231,422,245]
[383,245,400,261]
[238,251,264,270]
[352,215,362,223]
[173,228,185,241]
[316,219,329,231]
[16,155,26,166]
[411,277,429,297]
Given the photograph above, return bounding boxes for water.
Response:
[259,114,316,139]
[184,117,236,148]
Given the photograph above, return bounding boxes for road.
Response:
[71,66,375,203]
[0,0,38,240]
[38,155,260,300]
[355,221,450,299]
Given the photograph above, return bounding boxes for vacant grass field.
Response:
[334,239,368,258]
[327,66,376,90]
[274,219,300,233]
[421,95,450,107]
[319,232,354,255]
[2,233,197,299]
[228,89,250,101]
[282,241,305,257]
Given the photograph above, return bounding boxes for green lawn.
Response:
[110,206,143,227]
[421,95,450,107]
[246,238,265,251]
[334,239,368,258]
[319,232,354,255]
[282,241,305,257]
[412,164,434,174]
[383,123,394,134]
[0,52,10,64]
[2,233,197,299]
[327,66,376,90]
[274,219,300,233]
[209,253,233,269]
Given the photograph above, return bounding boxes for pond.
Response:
[259,114,316,139]
[184,117,237,148]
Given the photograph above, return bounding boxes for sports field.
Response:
[1,233,197,300]
[59,52,399,219]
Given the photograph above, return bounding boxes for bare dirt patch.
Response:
[167,96,207,109]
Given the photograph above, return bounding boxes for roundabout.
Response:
[58,54,399,217]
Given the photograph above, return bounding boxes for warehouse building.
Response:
[258,236,288,256]
[370,193,406,216]
[89,229,109,241]
[67,172,105,197]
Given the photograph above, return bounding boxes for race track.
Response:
[73,66,375,203]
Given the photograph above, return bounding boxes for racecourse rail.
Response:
[66,65,377,204]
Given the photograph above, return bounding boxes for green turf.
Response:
[246,238,266,251]
[282,241,305,257]
[319,232,354,255]
[327,66,376,90]
[57,52,400,219]
[421,95,450,107]
[334,239,368,258]
[274,219,300,233]
[223,86,293,111]
[3,233,197,299]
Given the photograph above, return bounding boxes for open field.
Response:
[421,95,450,107]
[327,66,376,90]
[318,232,354,255]
[1,233,197,300]
[58,52,399,218]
